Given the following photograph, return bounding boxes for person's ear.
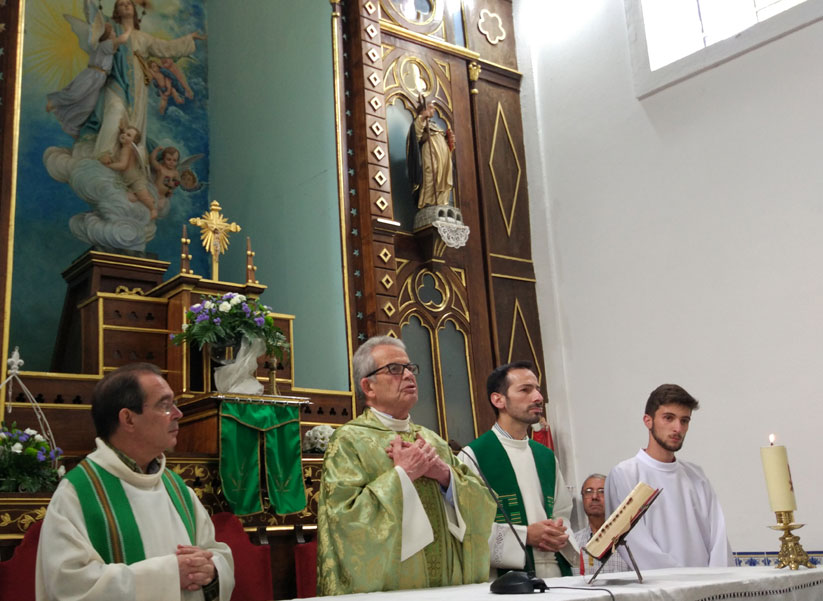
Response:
[642,413,653,430]
[490,392,506,412]
[119,407,137,432]
[360,377,375,400]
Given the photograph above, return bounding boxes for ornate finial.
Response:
[6,346,23,376]
[245,237,259,284]
[468,62,482,95]
[189,200,241,281]
[180,225,193,275]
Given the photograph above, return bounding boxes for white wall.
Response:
[515,0,823,552]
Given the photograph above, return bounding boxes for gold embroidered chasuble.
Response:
[317,409,495,595]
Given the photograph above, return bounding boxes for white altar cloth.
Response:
[298,567,823,600]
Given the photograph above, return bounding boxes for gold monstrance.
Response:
[189,200,241,281]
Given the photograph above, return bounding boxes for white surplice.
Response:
[605,449,733,570]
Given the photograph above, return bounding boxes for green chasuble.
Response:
[467,430,572,577]
[317,409,496,595]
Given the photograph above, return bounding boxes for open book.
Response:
[584,482,661,561]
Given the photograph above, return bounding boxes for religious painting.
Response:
[10,0,210,371]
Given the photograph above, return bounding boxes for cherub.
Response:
[159,57,195,100]
[149,145,181,199]
[100,124,157,219]
[148,60,183,115]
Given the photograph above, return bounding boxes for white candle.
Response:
[760,434,797,512]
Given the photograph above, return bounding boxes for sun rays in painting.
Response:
[23,1,88,91]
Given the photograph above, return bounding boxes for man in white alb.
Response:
[459,361,578,578]
[605,383,733,569]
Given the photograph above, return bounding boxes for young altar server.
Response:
[605,383,733,569]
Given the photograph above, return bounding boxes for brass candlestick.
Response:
[769,511,814,569]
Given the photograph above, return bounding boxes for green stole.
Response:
[467,430,572,577]
[65,458,196,564]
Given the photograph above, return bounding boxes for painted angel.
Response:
[46,4,128,137]
[149,145,203,199]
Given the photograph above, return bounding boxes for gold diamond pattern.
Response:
[381,274,394,290]
[373,170,387,186]
[378,248,392,263]
[367,48,380,63]
[369,96,382,111]
[383,302,396,317]
[488,103,522,237]
[372,145,385,161]
[375,196,388,211]
[365,23,378,38]
[368,72,381,87]
[364,1,377,15]
[370,121,384,136]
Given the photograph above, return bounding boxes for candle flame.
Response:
[769,433,775,445]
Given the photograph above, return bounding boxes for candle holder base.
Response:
[769,511,815,570]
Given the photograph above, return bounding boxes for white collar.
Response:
[370,407,411,432]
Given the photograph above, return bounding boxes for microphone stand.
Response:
[462,451,547,594]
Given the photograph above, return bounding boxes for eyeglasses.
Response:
[155,399,179,416]
[582,487,605,497]
[365,362,420,378]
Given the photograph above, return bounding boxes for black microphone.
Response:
[459,447,547,594]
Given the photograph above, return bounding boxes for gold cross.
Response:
[189,200,241,281]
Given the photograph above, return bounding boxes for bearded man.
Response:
[605,384,732,569]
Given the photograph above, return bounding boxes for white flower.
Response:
[203,301,214,310]
[219,301,231,312]
[57,465,66,477]
[24,428,37,436]
[0,431,6,440]
[236,294,246,303]
[34,434,46,442]
[229,296,242,306]
[182,323,189,331]
[11,442,23,453]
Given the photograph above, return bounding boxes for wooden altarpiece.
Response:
[0,1,552,598]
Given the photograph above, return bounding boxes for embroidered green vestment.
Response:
[317,409,495,595]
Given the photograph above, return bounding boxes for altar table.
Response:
[297,567,823,600]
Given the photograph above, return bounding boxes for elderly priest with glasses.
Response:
[317,336,496,595]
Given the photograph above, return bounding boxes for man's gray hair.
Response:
[352,335,407,401]
[581,473,607,495]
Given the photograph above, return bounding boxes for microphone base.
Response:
[490,570,547,594]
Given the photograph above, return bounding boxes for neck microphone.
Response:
[459,447,546,594]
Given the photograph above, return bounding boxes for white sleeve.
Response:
[552,461,580,567]
[606,463,680,569]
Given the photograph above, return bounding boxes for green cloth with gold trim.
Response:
[219,400,306,515]
[317,409,496,595]
[467,429,572,577]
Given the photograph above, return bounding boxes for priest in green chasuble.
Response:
[317,336,496,594]
[459,361,579,579]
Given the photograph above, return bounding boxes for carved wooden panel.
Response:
[463,0,518,70]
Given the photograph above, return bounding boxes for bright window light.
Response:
[642,0,809,70]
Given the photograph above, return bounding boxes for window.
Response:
[625,0,823,97]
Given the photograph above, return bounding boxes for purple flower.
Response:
[18,433,29,442]
[255,316,265,327]
[190,303,203,313]
[242,303,250,315]
[195,312,210,323]
[213,318,221,325]
[36,450,46,462]
[222,293,235,300]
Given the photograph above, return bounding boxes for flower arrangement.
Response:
[171,293,289,362]
[0,423,64,493]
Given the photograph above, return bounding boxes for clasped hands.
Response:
[385,434,450,487]
[526,518,569,552]
[177,545,216,591]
